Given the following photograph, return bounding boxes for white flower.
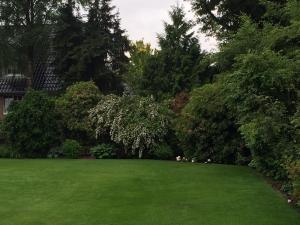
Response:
[176,156,181,162]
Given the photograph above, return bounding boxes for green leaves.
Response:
[56,81,102,144]
[2,91,62,158]
[89,95,170,158]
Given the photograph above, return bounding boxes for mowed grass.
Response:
[0,160,299,225]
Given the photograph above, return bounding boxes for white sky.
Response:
[112,0,218,52]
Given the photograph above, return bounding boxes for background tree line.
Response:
[0,0,129,93]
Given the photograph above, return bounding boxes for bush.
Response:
[2,91,62,158]
[288,161,300,205]
[152,143,174,160]
[223,51,300,180]
[89,95,171,158]
[56,81,102,144]
[176,83,246,164]
[90,144,117,159]
[61,139,82,159]
[0,145,15,158]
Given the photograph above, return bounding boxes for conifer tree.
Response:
[81,0,130,93]
[139,6,204,99]
[53,1,85,87]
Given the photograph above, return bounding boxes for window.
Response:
[4,98,14,115]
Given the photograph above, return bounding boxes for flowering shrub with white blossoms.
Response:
[89,95,170,158]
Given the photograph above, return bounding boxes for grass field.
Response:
[0,159,299,225]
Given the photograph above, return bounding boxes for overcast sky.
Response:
[112,0,218,52]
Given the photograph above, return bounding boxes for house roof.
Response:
[0,76,28,96]
[0,55,62,96]
[0,29,62,96]
[32,54,62,92]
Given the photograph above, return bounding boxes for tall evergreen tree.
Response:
[138,6,205,99]
[189,0,288,38]
[53,1,85,87]
[80,0,130,93]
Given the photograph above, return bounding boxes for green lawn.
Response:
[0,160,299,225]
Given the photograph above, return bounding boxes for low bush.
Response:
[288,161,300,205]
[176,83,246,164]
[0,145,15,158]
[90,144,117,159]
[56,81,102,145]
[89,95,171,158]
[61,139,82,159]
[2,91,62,158]
[152,144,174,160]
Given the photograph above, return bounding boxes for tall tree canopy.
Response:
[0,0,60,82]
[132,6,205,100]
[54,0,130,93]
[53,1,85,87]
[189,0,288,37]
[79,0,130,93]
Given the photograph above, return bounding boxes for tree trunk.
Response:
[138,149,143,159]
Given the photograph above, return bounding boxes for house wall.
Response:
[0,97,4,120]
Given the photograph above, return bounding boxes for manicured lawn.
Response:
[0,160,299,225]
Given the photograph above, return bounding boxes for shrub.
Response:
[288,161,300,205]
[90,144,117,159]
[223,51,300,180]
[61,139,82,159]
[0,145,15,158]
[89,95,171,158]
[176,83,246,164]
[2,91,62,158]
[152,143,174,160]
[56,81,102,144]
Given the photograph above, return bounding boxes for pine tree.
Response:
[139,6,204,99]
[53,1,85,88]
[81,0,130,93]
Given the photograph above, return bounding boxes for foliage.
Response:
[0,145,14,158]
[288,161,300,205]
[2,91,62,158]
[79,0,130,93]
[170,92,190,114]
[129,6,205,100]
[53,0,130,93]
[90,143,117,159]
[125,40,154,94]
[223,49,299,179]
[89,95,170,158]
[61,139,82,159]
[189,0,287,38]
[0,0,60,81]
[151,143,174,160]
[56,81,102,144]
[53,2,85,87]
[176,82,246,164]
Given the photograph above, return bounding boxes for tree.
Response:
[189,0,287,37]
[2,91,62,157]
[176,82,247,164]
[138,6,205,99]
[125,40,154,94]
[56,81,102,144]
[53,1,85,87]
[0,0,60,83]
[79,0,130,93]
